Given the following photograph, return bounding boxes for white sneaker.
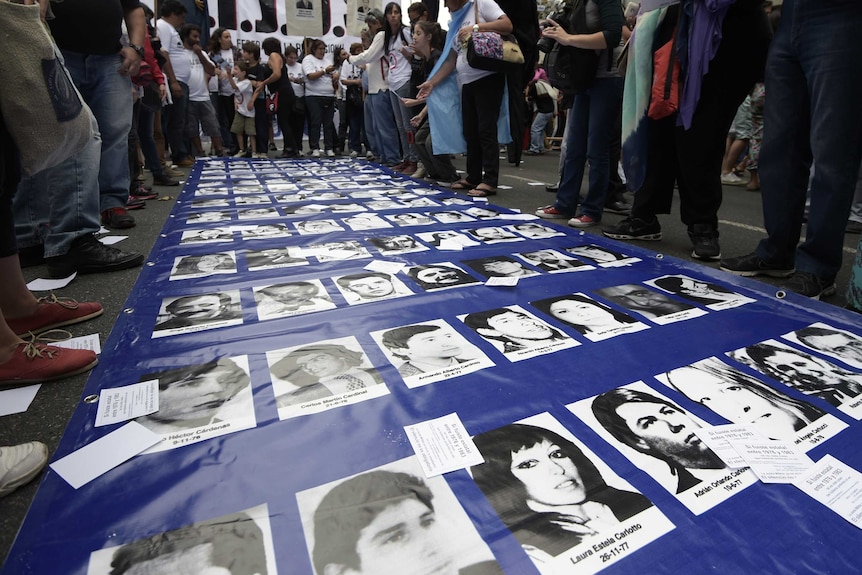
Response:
[720,172,745,185]
[412,163,427,179]
[311,149,322,158]
[0,442,48,498]
[349,150,359,158]
[366,151,375,160]
[326,149,335,157]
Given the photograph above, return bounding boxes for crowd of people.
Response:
[2,0,862,509]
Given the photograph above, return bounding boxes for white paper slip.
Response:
[51,333,101,354]
[94,380,159,427]
[485,276,519,287]
[472,197,489,203]
[527,181,546,186]
[728,439,813,483]
[500,213,540,220]
[365,260,406,274]
[0,385,41,417]
[27,273,76,291]
[438,239,464,251]
[793,455,862,529]
[49,422,162,489]
[98,236,127,245]
[404,413,484,477]
[97,226,111,235]
[497,185,512,190]
[695,425,767,469]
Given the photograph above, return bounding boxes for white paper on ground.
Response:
[728,439,813,483]
[365,260,406,274]
[26,274,76,291]
[500,214,539,220]
[98,236,127,245]
[0,385,41,417]
[694,425,767,469]
[51,334,101,354]
[527,182,546,186]
[94,380,159,427]
[793,454,862,529]
[485,276,519,287]
[438,239,464,250]
[404,413,484,477]
[49,422,162,489]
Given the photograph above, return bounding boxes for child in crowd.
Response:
[228,61,257,158]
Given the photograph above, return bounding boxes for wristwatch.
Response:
[472,24,480,33]
[128,44,145,59]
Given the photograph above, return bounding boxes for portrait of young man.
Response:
[783,322,862,370]
[254,280,336,320]
[594,284,707,325]
[334,272,415,305]
[460,305,578,362]
[567,382,758,515]
[371,319,494,387]
[405,263,481,291]
[297,458,502,575]
[153,291,243,338]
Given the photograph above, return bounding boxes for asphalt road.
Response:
[1,146,858,567]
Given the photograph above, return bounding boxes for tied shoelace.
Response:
[35,292,80,311]
[19,329,74,360]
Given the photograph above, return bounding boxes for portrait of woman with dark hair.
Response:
[530,293,647,341]
[470,424,652,563]
[171,252,237,278]
[658,357,828,441]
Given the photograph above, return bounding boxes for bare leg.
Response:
[0,254,39,322]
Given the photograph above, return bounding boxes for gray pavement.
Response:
[1,147,859,567]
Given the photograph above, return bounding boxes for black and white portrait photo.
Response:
[366,199,405,211]
[782,322,862,370]
[415,231,480,249]
[386,212,434,227]
[254,280,336,320]
[180,228,234,245]
[333,271,415,305]
[431,210,477,224]
[646,274,755,310]
[296,458,502,575]
[510,222,565,240]
[191,198,230,209]
[371,319,494,387]
[267,336,389,418]
[655,357,846,448]
[283,204,328,216]
[567,381,757,515]
[343,213,393,231]
[405,263,481,291]
[530,293,648,342]
[86,505,277,575]
[366,234,429,255]
[565,244,640,267]
[516,249,593,273]
[187,211,231,224]
[234,194,273,206]
[470,413,672,574]
[463,256,541,280]
[239,223,293,240]
[594,284,706,325]
[134,356,257,452]
[238,207,280,220]
[464,206,501,220]
[152,291,243,338]
[246,247,307,270]
[294,219,345,235]
[463,227,523,245]
[307,240,372,262]
[460,305,579,361]
[170,252,237,280]
[728,339,862,419]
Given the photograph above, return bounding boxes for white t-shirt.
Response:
[156,19,189,83]
[453,0,506,86]
[207,48,236,95]
[348,31,388,94]
[286,62,305,98]
[186,49,214,101]
[386,27,414,91]
[302,55,336,97]
[233,78,255,118]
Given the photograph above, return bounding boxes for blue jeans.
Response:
[368,91,400,165]
[61,51,134,211]
[14,113,102,256]
[389,82,417,162]
[755,0,862,280]
[554,77,623,219]
[529,111,554,153]
[305,95,336,151]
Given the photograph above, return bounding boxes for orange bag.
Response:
[648,31,680,120]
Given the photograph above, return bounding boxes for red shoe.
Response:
[7,294,103,337]
[390,160,408,172]
[400,161,418,175]
[0,340,98,387]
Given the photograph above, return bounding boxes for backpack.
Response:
[546,0,599,94]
